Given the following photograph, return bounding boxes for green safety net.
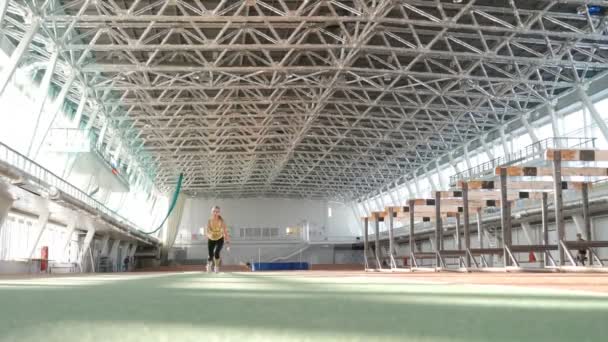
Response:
[141,172,184,235]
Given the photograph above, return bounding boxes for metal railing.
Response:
[449,137,596,186]
[174,232,304,244]
[0,141,150,237]
[174,231,359,245]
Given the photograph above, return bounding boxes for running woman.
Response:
[205,206,230,273]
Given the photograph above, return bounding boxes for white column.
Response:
[79,221,96,272]
[405,183,414,199]
[0,18,41,96]
[26,49,60,157]
[350,203,364,235]
[448,153,461,174]
[548,105,562,143]
[521,115,539,143]
[61,216,77,259]
[463,144,473,170]
[480,134,495,160]
[97,120,108,149]
[84,109,99,134]
[388,187,399,206]
[375,196,383,212]
[109,239,121,272]
[99,235,111,256]
[362,200,372,217]
[413,175,422,197]
[128,244,137,271]
[129,244,138,258]
[435,161,446,190]
[579,87,608,143]
[28,208,51,259]
[425,167,437,192]
[395,186,405,204]
[0,182,14,233]
[499,127,510,157]
[73,92,88,128]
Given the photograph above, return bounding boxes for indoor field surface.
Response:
[1,272,607,342]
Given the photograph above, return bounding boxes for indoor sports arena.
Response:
[1,1,608,341]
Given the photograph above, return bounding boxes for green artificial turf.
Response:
[0,272,607,342]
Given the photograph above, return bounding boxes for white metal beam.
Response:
[0,18,40,96]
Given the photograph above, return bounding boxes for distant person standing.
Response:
[576,233,588,266]
[204,206,230,273]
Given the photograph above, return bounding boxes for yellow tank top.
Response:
[207,218,225,241]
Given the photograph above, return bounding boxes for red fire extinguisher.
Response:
[41,246,49,272]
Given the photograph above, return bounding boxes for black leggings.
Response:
[208,238,224,261]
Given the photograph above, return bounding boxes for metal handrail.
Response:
[449,137,596,186]
[0,140,148,235]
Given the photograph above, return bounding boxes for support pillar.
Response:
[435,161,446,190]
[477,209,483,249]
[435,192,442,267]
[128,244,138,271]
[548,106,562,145]
[455,213,461,250]
[582,182,592,265]
[0,18,41,96]
[462,182,471,267]
[463,144,473,170]
[521,115,540,143]
[499,127,510,158]
[414,176,422,197]
[363,217,369,269]
[28,209,50,259]
[405,183,414,199]
[409,199,415,268]
[99,235,111,256]
[374,215,381,269]
[97,120,108,149]
[72,92,88,129]
[84,109,99,135]
[481,134,495,161]
[109,239,121,272]
[388,206,395,268]
[552,151,566,265]
[579,87,608,143]
[0,182,14,234]
[26,49,59,157]
[499,168,512,266]
[350,204,364,238]
[362,201,372,217]
[61,216,77,259]
[425,166,437,191]
[79,219,96,272]
[541,192,549,267]
[449,153,461,174]
[388,188,398,206]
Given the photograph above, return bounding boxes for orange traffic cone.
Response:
[529,251,537,262]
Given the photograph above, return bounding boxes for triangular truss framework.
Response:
[3,0,608,199]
